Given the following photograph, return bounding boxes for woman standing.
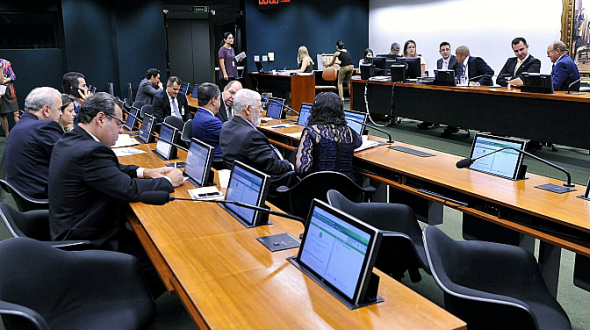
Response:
[0,58,20,136]
[218,32,241,88]
[326,40,354,102]
[403,39,426,76]
[295,92,362,180]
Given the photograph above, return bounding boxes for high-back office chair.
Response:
[0,237,156,330]
[181,119,193,145]
[423,225,571,330]
[140,104,154,119]
[164,116,184,131]
[327,189,428,282]
[276,171,375,219]
[0,202,91,250]
[315,68,339,94]
[132,101,146,115]
[0,179,48,212]
[573,254,590,292]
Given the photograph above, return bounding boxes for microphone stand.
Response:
[268,98,300,116]
[456,146,575,189]
[464,74,487,87]
[348,119,394,143]
[567,78,582,95]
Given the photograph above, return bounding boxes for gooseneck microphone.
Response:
[139,191,305,224]
[456,147,575,187]
[348,119,394,143]
[567,78,582,95]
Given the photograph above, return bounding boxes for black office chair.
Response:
[132,101,146,115]
[0,202,92,250]
[423,225,571,330]
[181,119,193,145]
[164,115,184,131]
[0,179,48,212]
[0,237,156,330]
[140,104,155,119]
[327,189,428,282]
[276,171,375,219]
[573,253,590,292]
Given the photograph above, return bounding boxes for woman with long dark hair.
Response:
[295,92,362,179]
[218,32,241,88]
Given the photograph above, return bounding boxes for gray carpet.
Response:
[0,113,588,329]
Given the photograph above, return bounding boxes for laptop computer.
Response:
[297,103,313,126]
[255,61,265,73]
[266,97,285,119]
[343,110,368,135]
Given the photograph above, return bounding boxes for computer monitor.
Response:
[191,84,199,98]
[292,199,383,307]
[521,73,554,94]
[179,82,190,95]
[184,138,214,187]
[398,57,422,79]
[137,113,155,144]
[266,97,285,119]
[434,70,456,86]
[125,106,139,131]
[153,122,179,160]
[343,110,368,135]
[220,160,271,228]
[468,133,527,180]
[369,56,387,74]
[377,54,402,60]
[255,61,265,73]
[297,102,313,126]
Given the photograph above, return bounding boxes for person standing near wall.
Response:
[218,32,242,89]
[0,58,20,136]
[326,40,354,102]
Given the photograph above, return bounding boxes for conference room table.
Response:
[350,79,590,150]
[257,120,590,296]
[247,72,315,111]
[119,143,466,330]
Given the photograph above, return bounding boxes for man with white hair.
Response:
[547,40,580,91]
[5,87,63,199]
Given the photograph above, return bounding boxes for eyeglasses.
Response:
[105,113,125,128]
[547,48,558,55]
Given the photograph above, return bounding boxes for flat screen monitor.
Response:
[294,199,382,306]
[434,70,456,86]
[343,110,368,135]
[179,82,190,95]
[191,84,199,98]
[153,122,179,160]
[468,133,527,180]
[221,160,270,228]
[137,113,155,144]
[184,138,214,187]
[398,57,422,79]
[255,61,265,73]
[125,107,139,131]
[377,54,402,60]
[369,56,387,72]
[266,97,285,119]
[297,102,313,126]
[522,73,554,94]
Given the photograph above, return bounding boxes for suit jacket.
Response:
[436,55,458,71]
[5,112,63,199]
[192,107,223,158]
[49,126,174,249]
[220,116,292,176]
[496,55,541,86]
[551,54,581,91]
[135,78,162,105]
[451,56,495,86]
[215,97,230,122]
[152,89,190,123]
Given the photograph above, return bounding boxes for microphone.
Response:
[348,119,394,143]
[267,98,299,115]
[122,106,143,123]
[146,131,189,152]
[567,78,582,94]
[139,191,305,224]
[463,74,488,87]
[456,147,575,187]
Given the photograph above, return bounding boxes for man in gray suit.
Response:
[135,68,162,105]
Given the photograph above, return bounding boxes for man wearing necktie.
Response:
[496,37,541,87]
[547,40,581,91]
[153,76,190,124]
[216,80,243,123]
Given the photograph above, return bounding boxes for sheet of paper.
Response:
[113,134,139,148]
[112,147,146,157]
[188,186,224,201]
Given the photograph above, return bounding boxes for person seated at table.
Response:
[192,82,223,158]
[59,93,76,132]
[357,48,373,74]
[496,37,541,87]
[216,80,242,123]
[49,92,184,297]
[290,46,314,73]
[403,39,426,76]
[295,92,362,180]
[547,40,580,91]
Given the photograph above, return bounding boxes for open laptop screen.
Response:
[343,110,368,135]
[297,103,313,126]
[184,138,214,187]
[137,114,155,144]
[222,161,270,227]
[469,133,527,180]
[266,97,285,119]
[297,199,382,306]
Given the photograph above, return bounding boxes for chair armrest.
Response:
[44,240,94,251]
[276,185,290,194]
[0,300,51,330]
[361,185,377,194]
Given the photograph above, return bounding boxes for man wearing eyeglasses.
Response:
[49,92,183,298]
[5,87,63,200]
[216,80,243,122]
[547,40,580,91]
[496,37,541,87]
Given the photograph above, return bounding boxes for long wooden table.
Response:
[350,79,590,150]
[119,143,466,330]
[247,72,315,111]
[258,121,590,296]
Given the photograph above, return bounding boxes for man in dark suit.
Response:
[215,80,242,122]
[192,83,223,158]
[62,72,92,124]
[49,92,184,296]
[496,37,541,87]
[153,76,190,123]
[548,40,580,91]
[5,87,63,199]
[135,68,162,105]
[220,89,294,204]
[436,41,458,71]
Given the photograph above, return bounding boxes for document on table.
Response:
[113,134,140,148]
[112,147,146,157]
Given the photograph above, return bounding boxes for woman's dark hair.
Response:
[220,32,233,47]
[308,92,346,126]
[363,48,373,60]
[336,40,345,50]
